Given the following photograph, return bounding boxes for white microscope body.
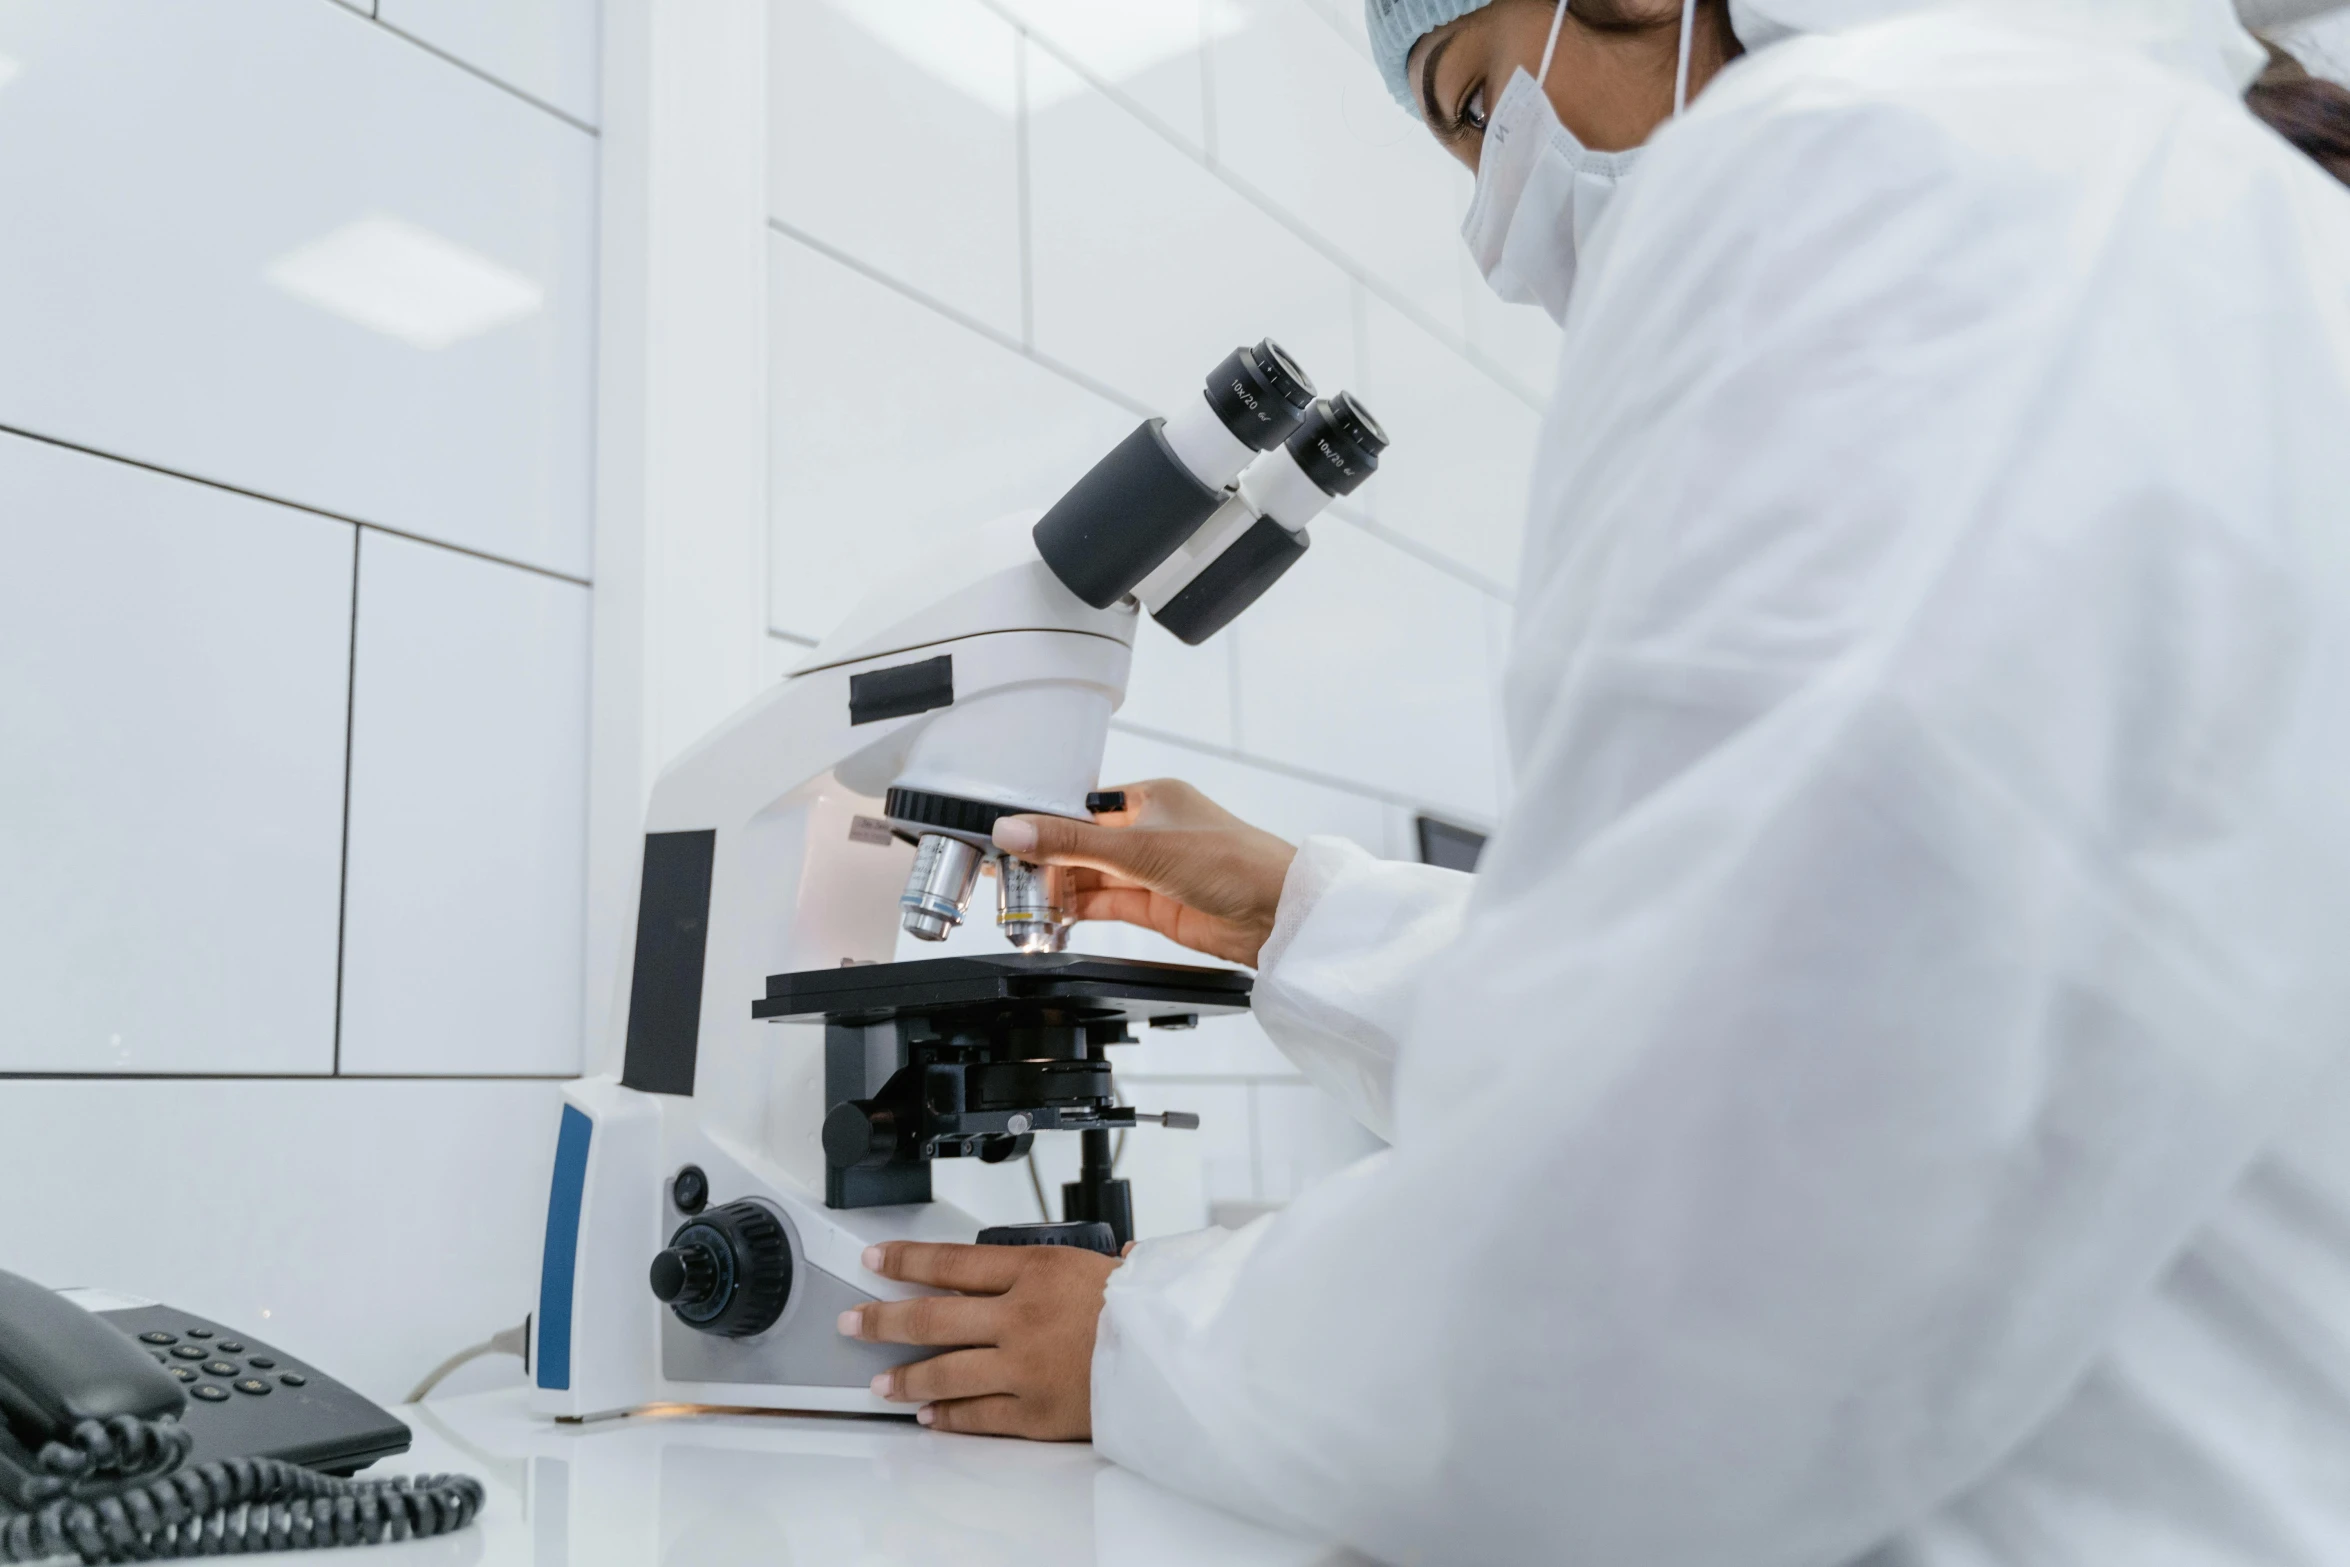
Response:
[531,342,1388,1421]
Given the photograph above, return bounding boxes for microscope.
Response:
[531,341,1388,1419]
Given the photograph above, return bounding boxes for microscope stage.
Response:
[753,951,1251,1027]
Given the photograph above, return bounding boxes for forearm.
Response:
[1248,837,1476,1141]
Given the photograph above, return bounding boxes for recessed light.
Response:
[265,216,545,351]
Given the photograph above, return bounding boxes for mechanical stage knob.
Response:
[647,1198,793,1337]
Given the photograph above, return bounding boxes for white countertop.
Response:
[324,1388,1363,1567]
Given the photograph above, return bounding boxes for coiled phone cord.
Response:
[0,1414,483,1563]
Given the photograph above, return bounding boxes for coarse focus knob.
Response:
[649,1199,793,1337]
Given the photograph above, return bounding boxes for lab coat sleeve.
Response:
[1094,25,2350,1566]
[1247,836,1476,1141]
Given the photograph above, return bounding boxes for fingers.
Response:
[993,815,1202,896]
[840,1291,1002,1348]
[992,778,1234,870]
[918,1395,1027,1436]
[873,1347,1004,1404]
[1066,886,1167,927]
[863,1240,1025,1294]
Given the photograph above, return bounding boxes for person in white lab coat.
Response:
[836,1,2350,1561]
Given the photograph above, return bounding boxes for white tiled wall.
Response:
[0,0,598,1405]
[379,0,602,126]
[0,433,352,1078]
[339,532,591,1078]
[768,0,1536,1238]
[0,0,596,578]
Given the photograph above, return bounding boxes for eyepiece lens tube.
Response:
[1283,390,1388,499]
[1200,337,1318,452]
[1145,390,1390,646]
[1033,339,1322,610]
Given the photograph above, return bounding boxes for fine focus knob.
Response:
[650,1198,793,1337]
[648,1243,719,1306]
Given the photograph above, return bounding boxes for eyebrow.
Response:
[1418,30,1459,129]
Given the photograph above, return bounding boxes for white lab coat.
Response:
[1089,4,2350,1563]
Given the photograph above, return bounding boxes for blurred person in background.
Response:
[839,2,2350,1562]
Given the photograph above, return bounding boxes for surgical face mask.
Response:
[1458,0,1699,323]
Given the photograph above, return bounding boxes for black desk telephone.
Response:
[0,1269,481,1563]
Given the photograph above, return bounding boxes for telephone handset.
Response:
[0,1268,482,1563]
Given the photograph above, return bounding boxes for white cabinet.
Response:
[338,534,589,1077]
[0,434,351,1076]
[0,0,595,577]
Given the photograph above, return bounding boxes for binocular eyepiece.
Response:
[1030,338,1388,639]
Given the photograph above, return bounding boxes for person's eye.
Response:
[1459,82,1489,133]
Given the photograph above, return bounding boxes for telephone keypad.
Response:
[93,1299,412,1476]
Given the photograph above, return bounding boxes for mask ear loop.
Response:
[1673,0,1698,113]
[1536,0,1571,86]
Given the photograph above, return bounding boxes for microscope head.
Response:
[841,338,1389,953]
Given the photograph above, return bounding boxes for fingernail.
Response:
[836,1309,861,1338]
[992,817,1038,854]
[862,1245,884,1272]
[870,1372,893,1398]
[916,1405,936,1427]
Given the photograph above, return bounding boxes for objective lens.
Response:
[997,856,1074,953]
[900,833,984,941]
[1202,338,1319,452]
[1283,391,1389,498]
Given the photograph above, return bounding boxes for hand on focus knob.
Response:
[992,779,1296,967]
